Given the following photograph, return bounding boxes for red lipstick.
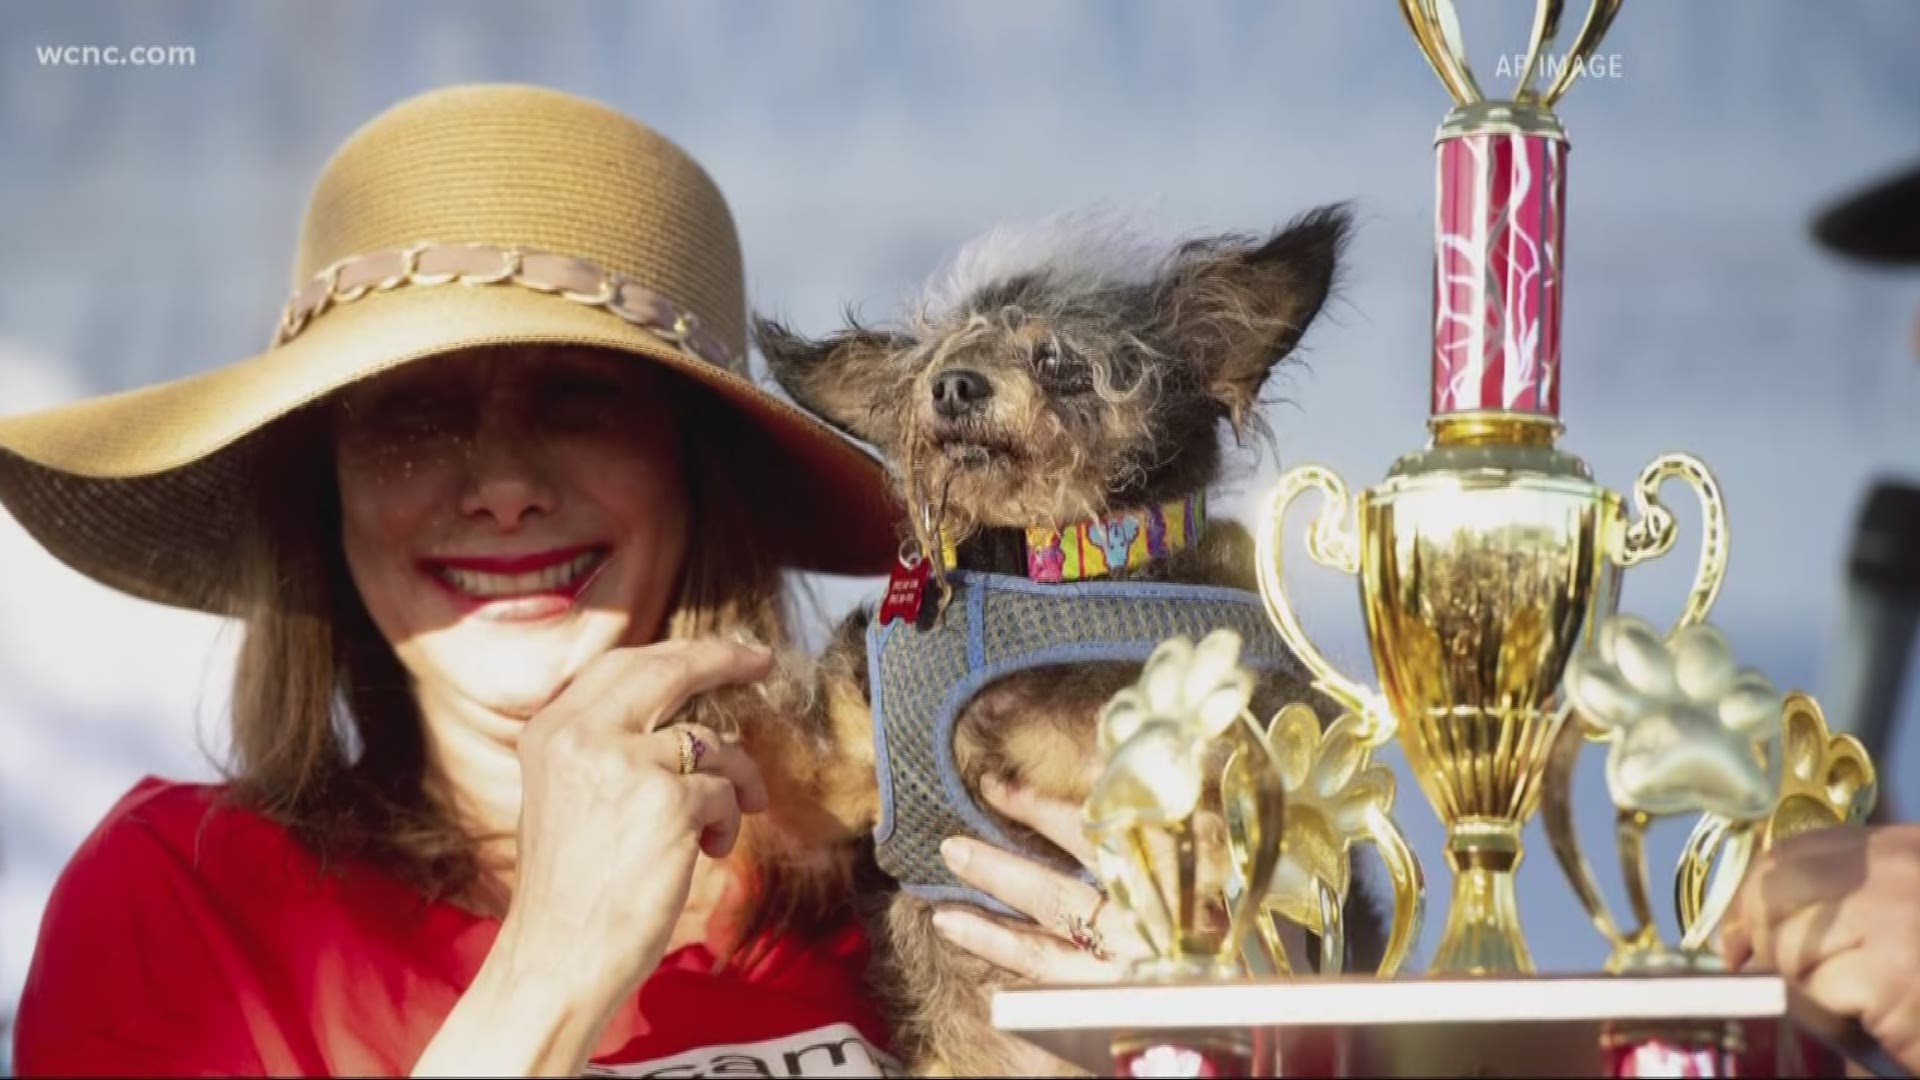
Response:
[419,543,612,622]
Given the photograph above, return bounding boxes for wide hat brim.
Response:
[1814,160,1920,266]
[0,284,902,614]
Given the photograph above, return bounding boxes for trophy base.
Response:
[993,973,1892,1078]
[1112,1031,1257,1078]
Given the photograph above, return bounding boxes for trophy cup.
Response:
[1256,0,1725,976]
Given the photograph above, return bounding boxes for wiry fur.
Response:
[760,205,1381,1075]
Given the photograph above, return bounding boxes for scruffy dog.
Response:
[756,206,1381,1076]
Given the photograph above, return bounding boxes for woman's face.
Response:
[334,345,689,719]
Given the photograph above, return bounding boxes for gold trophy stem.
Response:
[1432,822,1534,974]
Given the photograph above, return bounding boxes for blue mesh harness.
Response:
[866,569,1307,916]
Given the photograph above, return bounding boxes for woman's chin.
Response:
[411,618,625,720]
[457,670,568,720]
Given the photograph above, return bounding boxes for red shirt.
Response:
[14,777,898,1077]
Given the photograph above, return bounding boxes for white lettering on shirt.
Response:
[582,1022,906,1078]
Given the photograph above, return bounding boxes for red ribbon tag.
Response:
[879,553,931,627]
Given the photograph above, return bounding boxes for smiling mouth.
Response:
[421,544,612,616]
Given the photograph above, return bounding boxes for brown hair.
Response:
[220,357,854,959]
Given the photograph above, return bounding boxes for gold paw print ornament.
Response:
[1082,630,1287,982]
[1675,691,1878,945]
[1253,705,1424,977]
[1543,615,1788,971]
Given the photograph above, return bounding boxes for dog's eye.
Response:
[1030,338,1092,393]
[1032,339,1064,374]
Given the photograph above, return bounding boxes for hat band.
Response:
[273,241,734,370]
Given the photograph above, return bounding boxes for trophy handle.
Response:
[1253,905,1296,977]
[1675,815,1760,953]
[1397,0,1483,104]
[1512,0,1570,102]
[1400,0,1622,106]
[1545,716,1691,968]
[1611,808,1673,964]
[1542,708,1631,951]
[1673,813,1725,936]
[1256,465,1393,745]
[1221,715,1290,972]
[1618,453,1729,639]
[1365,804,1427,978]
[1538,0,1624,105]
[1254,812,1424,979]
[1315,880,1344,975]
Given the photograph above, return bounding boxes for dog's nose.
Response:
[931,369,993,419]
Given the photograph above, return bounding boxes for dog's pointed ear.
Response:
[1163,204,1351,431]
[753,315,905,444]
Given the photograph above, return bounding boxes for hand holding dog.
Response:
[1718,824,1920,1072]
[932,777,1145,983]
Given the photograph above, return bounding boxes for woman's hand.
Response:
[416,639,773,1077]
[504,638,773,1000]
[1718,824,1920,1072]
[931,778,1146,983]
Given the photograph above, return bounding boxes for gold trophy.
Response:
[1255,0,1726,976]
[1081,629,1289,1075]
[1543,614,1877,1074]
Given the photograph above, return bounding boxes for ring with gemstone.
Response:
[676,728,709,775]
[1064,894,1112,960]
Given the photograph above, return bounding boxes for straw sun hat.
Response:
[0,84,900,614]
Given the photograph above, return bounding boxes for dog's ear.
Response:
[753,315,905,443]
[1163,204,1350,431]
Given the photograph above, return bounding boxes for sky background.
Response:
[2,0,1919,1057]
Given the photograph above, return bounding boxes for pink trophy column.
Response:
[1431,130,1567,418]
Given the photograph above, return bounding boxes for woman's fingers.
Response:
[930,907,1122,985]
[1718,916,1754,972]
[661,723,769,814]
[941,836,1142,962]
[942,836,1099,934]
[980,777,1099,869]
[976,782,1231,910]
[1727,827,1869,934]
[1762,896,1867,982]
[681,773,745,859]
[1721,826,1913,972]
[1715,824,1920,1076]
[555,639,775,726]
[1799,946,1880,1025]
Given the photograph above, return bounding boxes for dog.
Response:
[756,205,1383,1076]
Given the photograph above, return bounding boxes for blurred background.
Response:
[2,0,1918,1066]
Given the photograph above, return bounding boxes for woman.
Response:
[0,84,918,1076]
[2,79,1156,1078]
[0,80,1210,1077]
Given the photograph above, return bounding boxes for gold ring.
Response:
[1065,893,1111,960]
[676,728,709,776]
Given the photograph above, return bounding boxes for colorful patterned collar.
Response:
[1005,492,1207,583]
